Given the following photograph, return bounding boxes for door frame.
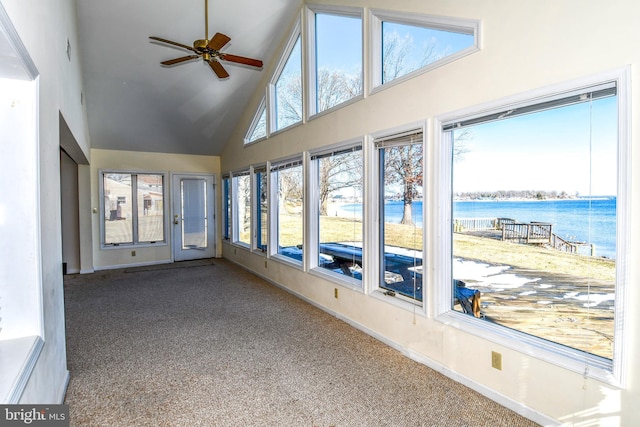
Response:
[171,173,216,261]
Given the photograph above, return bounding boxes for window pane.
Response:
[247,105,267,142]
[273,163,304,261]
[275,35,302,131]
[451,91,617,360]
[379,142,423,301]
[256,171,268,251]
[223,177,231,240]
[234,174,251,246]
[137,174,164,243]
[103,173,132,244]
[315,13,362,112]
[317,149,363,280]
[382,21,474,84]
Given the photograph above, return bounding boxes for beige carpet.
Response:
[63,258,539,426]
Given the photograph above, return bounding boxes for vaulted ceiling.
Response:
[76,0,301,156]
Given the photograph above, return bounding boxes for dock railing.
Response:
[454,216,597,256]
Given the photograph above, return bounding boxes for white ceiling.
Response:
[76,0,301,156]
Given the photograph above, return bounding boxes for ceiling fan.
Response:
[149,0,263,79]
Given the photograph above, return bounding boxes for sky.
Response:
[452,96,618,196]
[276,14,619,198]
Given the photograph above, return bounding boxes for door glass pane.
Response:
[181,178,207,249]
[137,174,164,242]
[103,173,132,244]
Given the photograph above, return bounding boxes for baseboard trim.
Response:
[93,259,172,271]
[225,257,560,427]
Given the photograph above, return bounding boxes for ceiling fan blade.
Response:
[220,53,263,68]
[161,55,200,66]
[208,32,231,51]
[209,60,230,78]
[149,36,198,53]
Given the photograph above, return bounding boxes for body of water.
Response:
[338,198,617,259]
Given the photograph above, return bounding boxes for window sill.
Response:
[101,241,168,250]
[0,335,44,403]
[309,267,363,291]
[371,288,424,313]
[436,310,618,386]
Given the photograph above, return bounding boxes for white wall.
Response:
[0,0,90,403]
[90,149,221,269]
[221,0,640,425]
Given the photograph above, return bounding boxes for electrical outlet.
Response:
[334,288,339,299]
[131,250,136,256]
[264,260,268,268]
[491,351,502,370]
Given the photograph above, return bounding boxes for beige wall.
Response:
[221,1,640,425]
[90,149,221,269]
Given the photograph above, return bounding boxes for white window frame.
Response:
[433,68,631,386]
[269,155,305,267]
[244,95,268,145]
[269,16,304,135]
[368,9,480,95]
[305,4,364,119]
[252,164,269,253]
[370,123,428,313]
[231,169,251,249]
[222,174,231,241]
[308,139,365,289]
[99,170,167,248]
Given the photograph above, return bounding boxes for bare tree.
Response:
[275,72,302,128]
[383,144,423,225]
[318,151,362,216]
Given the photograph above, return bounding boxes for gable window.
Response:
[245,97,267,144]
[271,28,303,132]
[375,130,424,303]
[254,165,268,252]
[270,157,304,263]
[370,10,479,91]
[307,6,363,116]
[101,172,165,246]
[232,170,251,247]
[439,72,629,381]
[310,143,364,283]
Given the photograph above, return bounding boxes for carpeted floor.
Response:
[63,258,539,426]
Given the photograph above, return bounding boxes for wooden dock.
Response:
[454,217,595,256]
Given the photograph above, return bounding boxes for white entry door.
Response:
[172,174,215,261]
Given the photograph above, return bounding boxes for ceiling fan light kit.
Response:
[149,0,263,79]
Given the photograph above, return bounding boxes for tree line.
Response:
[454,190,577,200]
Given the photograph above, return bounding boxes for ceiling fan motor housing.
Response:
[194,39,208,50]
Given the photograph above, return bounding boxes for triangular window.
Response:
[245,98,267,144]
